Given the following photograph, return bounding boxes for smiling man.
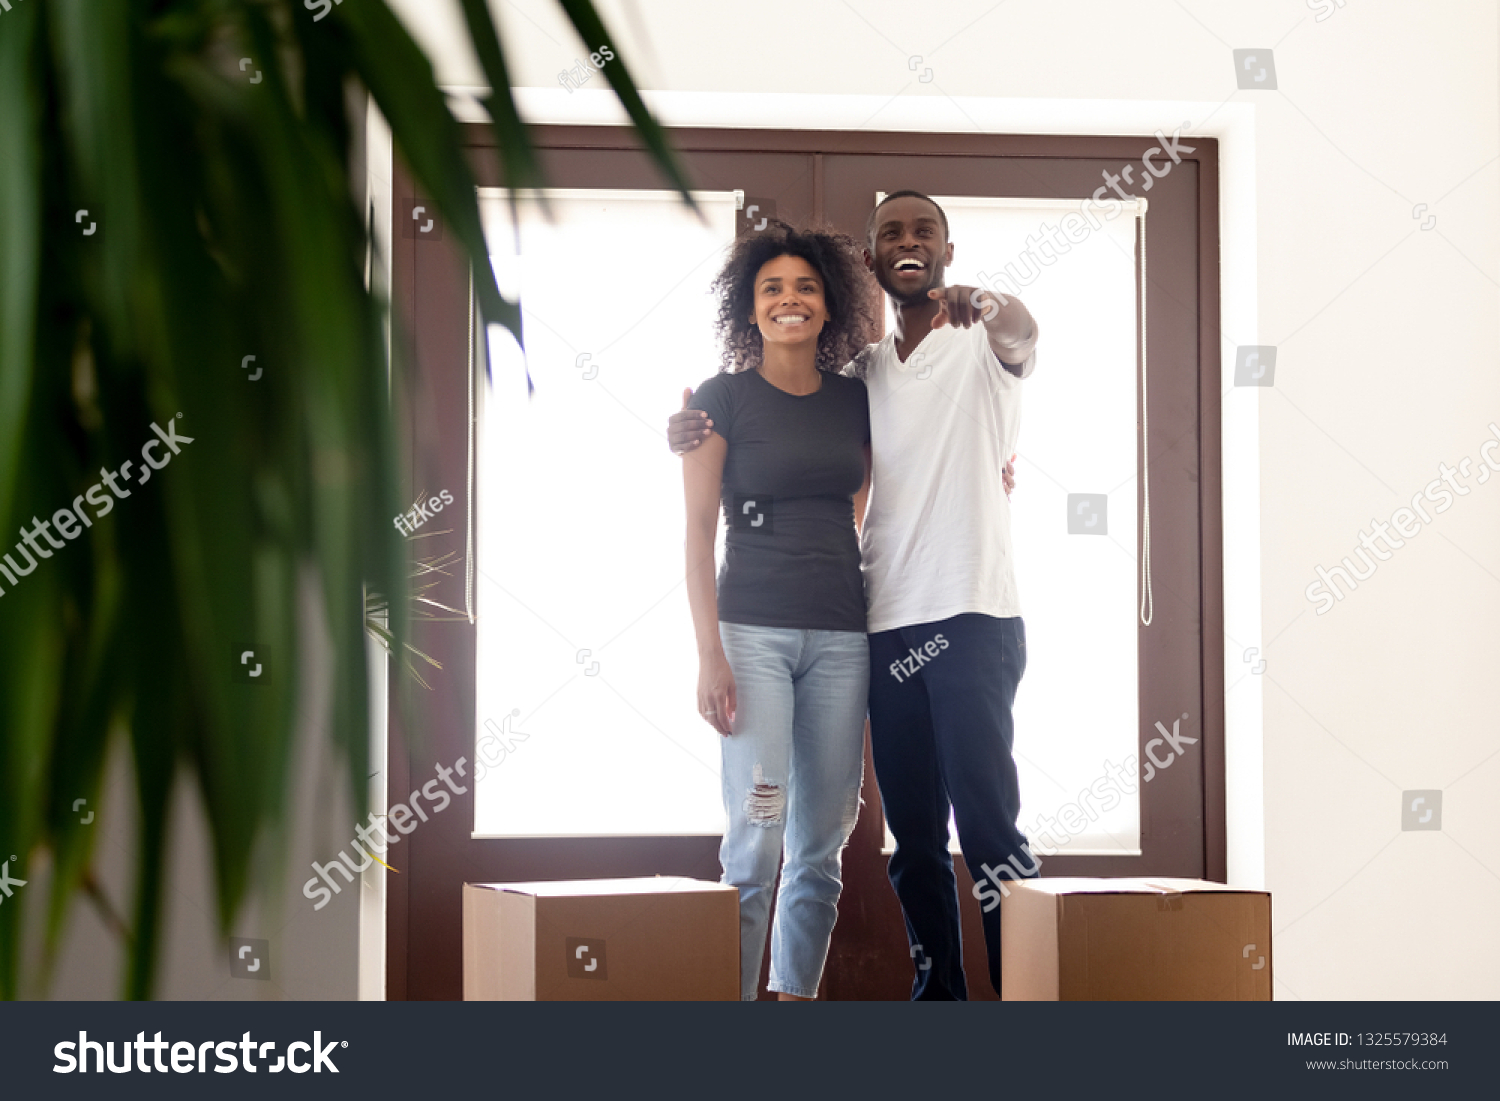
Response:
[854,190,1039,1000]
[671,191,1039,999]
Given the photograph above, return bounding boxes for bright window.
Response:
[475,188,738,837]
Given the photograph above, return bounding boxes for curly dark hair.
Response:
[710,221,880,376]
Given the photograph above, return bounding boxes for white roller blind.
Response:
[475,188,738,837]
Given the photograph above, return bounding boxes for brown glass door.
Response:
[389,127,1221,1000]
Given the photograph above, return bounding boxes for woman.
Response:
[683,223,879,1001]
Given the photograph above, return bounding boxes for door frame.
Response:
[385,124,1223,1000]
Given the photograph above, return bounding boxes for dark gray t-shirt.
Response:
[689,368,870,633]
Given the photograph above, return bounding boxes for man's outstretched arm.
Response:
[929,286,1039,378]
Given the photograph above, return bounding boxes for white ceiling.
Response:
[386,0,667,93]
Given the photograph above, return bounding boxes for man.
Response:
[670,192,1039,998]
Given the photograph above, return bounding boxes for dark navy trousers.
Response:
[868,613,1034,999]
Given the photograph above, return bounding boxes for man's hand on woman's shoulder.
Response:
[669,387,715,454]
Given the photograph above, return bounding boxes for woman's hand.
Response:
[697,651,737,736]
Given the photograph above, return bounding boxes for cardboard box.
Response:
[464,876,739,1001]
[1001,877,1272,1001]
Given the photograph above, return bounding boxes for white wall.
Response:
[389,0,1500,1000]
[23,573,363,1000]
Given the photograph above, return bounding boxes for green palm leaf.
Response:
[0,0,690,999]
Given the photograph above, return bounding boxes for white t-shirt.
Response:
[855,321,1030,634]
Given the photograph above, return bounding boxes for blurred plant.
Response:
[0,0,690,999]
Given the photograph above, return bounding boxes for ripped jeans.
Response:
[717,622,868,1000]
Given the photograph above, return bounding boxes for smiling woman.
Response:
[708,222,880,377]
[680,222,878,1000]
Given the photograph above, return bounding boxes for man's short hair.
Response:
[866,190,950,245]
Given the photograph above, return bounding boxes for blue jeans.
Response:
[868,613,1034,999]
[717,622,869,1000]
